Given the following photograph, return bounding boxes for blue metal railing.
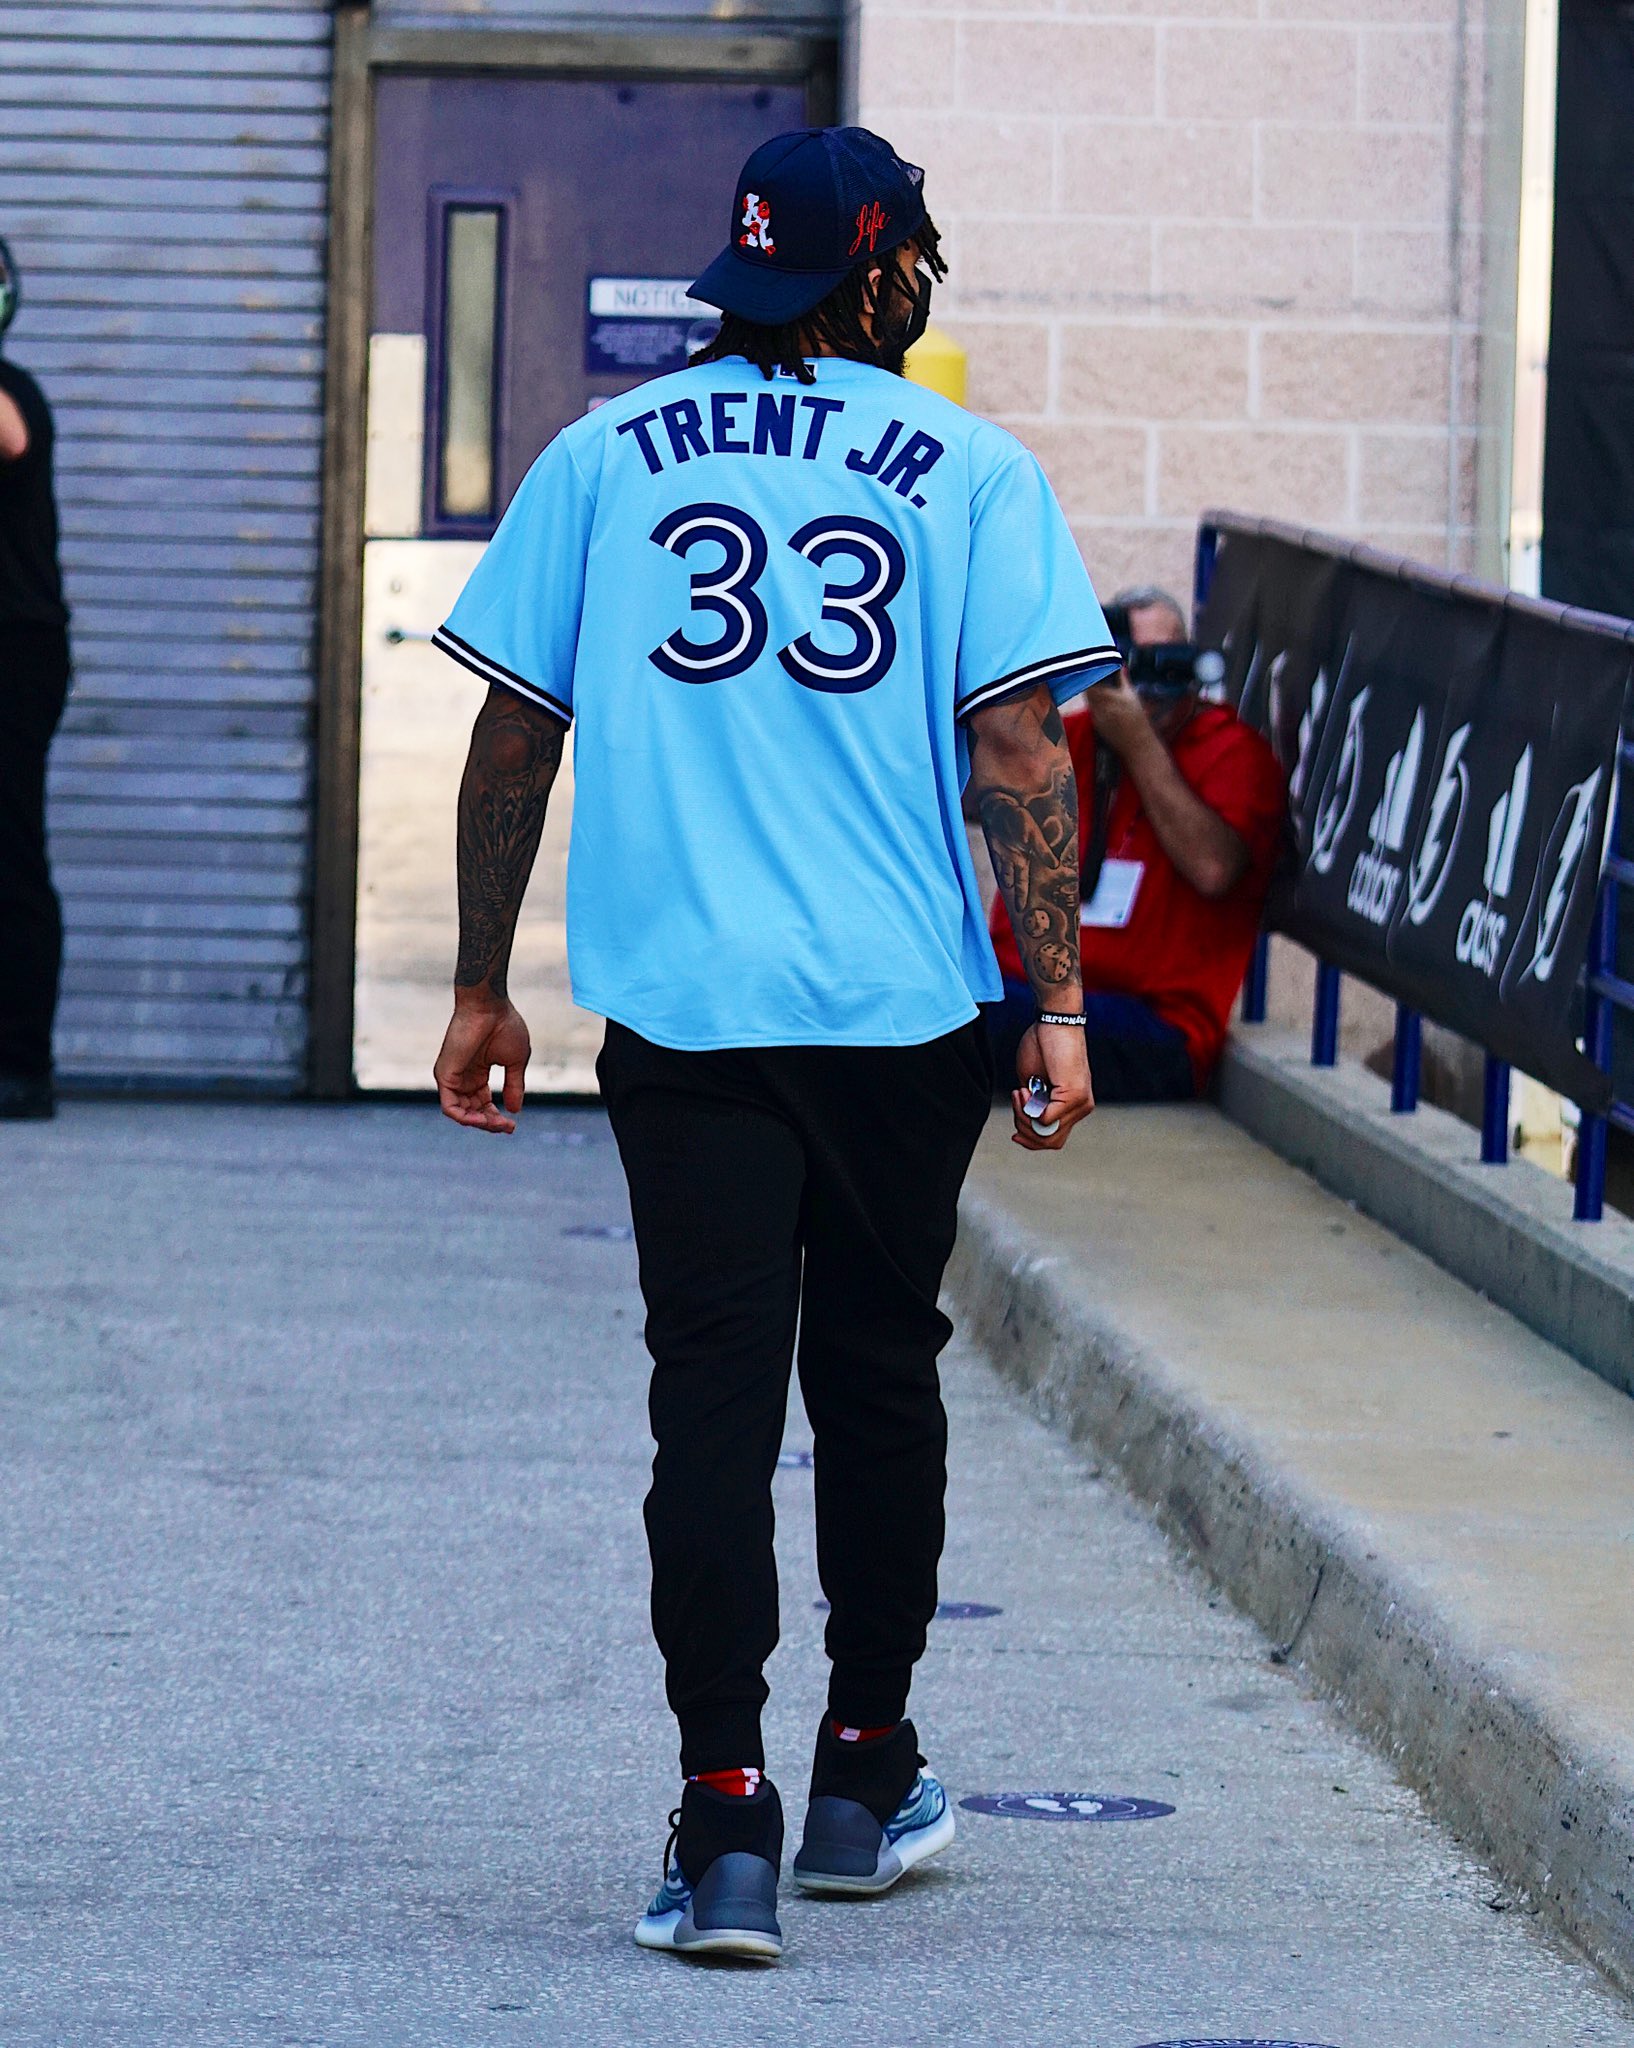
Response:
[1574,812,1631,1218]
[1311,962,1341,1068]
[1206,538,1633,1222]
[1241,874,1628,1214]
[1391,1006,1422,1114]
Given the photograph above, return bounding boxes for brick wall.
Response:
[856,0,1487,609]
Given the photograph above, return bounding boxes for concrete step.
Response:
[950,1102,1634,1995]
[1219,1025,1634,1397]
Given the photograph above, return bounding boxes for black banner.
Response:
[1541,0,1634,621]
[1197,519,1631,1108]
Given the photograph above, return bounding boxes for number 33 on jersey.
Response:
[649,503,906,693]
[433,353,1116,1052]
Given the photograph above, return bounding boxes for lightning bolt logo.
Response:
[1405,722,1471,926]
[1310,681,1367,876]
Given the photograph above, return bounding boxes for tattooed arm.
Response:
[433,685,566,1134]
[966,683,1095,1149]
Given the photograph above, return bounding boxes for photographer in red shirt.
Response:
[987,588,1287,1102]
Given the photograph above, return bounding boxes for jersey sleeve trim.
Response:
[956,644,1122,720]
[432,625,573,725]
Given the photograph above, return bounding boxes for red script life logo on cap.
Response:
[849,201,890,256]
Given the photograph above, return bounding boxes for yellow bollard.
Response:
[904,324,967,406]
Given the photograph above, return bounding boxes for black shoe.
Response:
[0,1072,54,1121]
[794,1716,954,1896]
[634,1777,784,1960]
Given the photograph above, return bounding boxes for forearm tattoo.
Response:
[454,688,565,996]
[976,704,1081,999]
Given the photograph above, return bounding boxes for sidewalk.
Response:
[951,1100,1634,1997]
[2,1102,1632,2046]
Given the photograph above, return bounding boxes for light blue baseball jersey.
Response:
[435,355,1117,1050]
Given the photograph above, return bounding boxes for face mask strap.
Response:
[871,254,931,370]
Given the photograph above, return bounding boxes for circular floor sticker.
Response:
[960,1792,1175,1822]
[776,1448,814,1470]
[812,1598,1002,1620]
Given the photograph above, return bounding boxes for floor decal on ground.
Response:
[812,1598,1002,1620]
[960,1792,1175,1821]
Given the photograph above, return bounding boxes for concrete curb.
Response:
[946,1186,1634,1996]
[1218,1029,1634,1398]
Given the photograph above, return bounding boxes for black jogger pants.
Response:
[597,1018,993,1778]
[0,624,70,1081]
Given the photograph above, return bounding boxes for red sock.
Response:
[689,1766,763,1797]
[830,1719,899,1744]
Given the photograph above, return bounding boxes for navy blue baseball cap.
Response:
[690,126,928,325]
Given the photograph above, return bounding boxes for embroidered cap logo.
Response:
[849,200,891,256]
[738,192,775,255]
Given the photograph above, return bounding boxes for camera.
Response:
[1102,602,1225,700]
[1127,641,1226,698]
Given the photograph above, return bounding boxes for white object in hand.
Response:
[1023,1076,1060,1137]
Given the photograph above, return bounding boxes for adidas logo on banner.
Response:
[1348,709,1424,926]
[1455,746,1531,975]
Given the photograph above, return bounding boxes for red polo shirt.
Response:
[990,702,1287,1088]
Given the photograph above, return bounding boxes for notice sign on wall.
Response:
[584,276,719,377]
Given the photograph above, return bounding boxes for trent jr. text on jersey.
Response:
[615,387,945,508]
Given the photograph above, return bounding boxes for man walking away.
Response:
[431,128,1118,1962]
[0,237,71,1122]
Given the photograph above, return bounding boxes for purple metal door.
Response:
[355,74,808,1091]
[373,74,809,531]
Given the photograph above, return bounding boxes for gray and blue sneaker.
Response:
[793,1717,954,1896]
[633,1778,784,1960]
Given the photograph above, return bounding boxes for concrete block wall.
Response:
[856,0,1487,606]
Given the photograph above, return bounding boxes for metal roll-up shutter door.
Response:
[370,0,838,24]
[2,0,332,1089]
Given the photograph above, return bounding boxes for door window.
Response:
[427,194,508,534]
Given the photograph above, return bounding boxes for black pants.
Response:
[598,1018,993,1778]
[0,625,69,1080]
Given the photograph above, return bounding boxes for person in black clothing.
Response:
[0,236,71,1120]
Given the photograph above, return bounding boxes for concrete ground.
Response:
[2,1103,1632,2048]
[959,1100,1634,1980]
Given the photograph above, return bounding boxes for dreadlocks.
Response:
[692,217,946,385]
